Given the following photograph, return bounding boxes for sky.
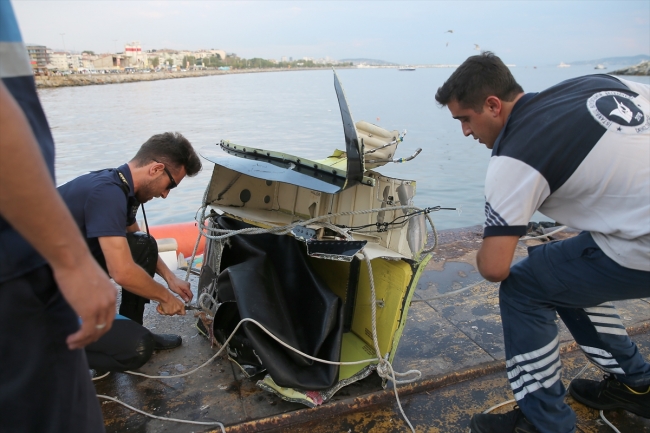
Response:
[12,0,650,66]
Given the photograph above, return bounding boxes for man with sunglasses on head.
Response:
[58,132,202,372]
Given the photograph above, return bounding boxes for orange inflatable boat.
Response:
[148,221,205,258]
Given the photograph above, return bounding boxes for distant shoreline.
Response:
[34,67,354,89]
[34,61,650,89]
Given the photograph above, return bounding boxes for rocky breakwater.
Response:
[610,60,650,76]
[34,69,232,88]
[34,66,347,89]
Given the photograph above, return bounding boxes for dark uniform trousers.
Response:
[83,231,158,372]
[94,231,158,325]
[0,266,105,433]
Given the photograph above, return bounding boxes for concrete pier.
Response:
[94,226,650,432]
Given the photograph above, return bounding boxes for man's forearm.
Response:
[155,254,175,281]
[476,236,520,282]
[113,262,176,303]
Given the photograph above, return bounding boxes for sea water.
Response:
[39,66,649,230]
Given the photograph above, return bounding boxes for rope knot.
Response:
[376,358,392,379]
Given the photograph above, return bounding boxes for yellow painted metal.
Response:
[258,376,317,405]
[307,258,351,303]
[388,253,432,364]
[352,258,414,358]
[338,332,375,380]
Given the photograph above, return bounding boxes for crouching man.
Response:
[58,132,203,371]
[435,52,650,432]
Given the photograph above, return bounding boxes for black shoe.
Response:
[470,407,539,433]
[569,374,650,418]
[152,333,182,350]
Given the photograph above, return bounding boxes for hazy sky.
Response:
[13,1,650,66]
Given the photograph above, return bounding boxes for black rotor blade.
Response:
[333,70,364,189]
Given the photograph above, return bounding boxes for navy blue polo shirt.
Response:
[0,1,55,283]
[57,164,141,260]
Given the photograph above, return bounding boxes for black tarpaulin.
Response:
[212,216,344,390]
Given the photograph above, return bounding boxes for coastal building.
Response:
[149,48,183,68]
[124,41,146,69]
[81,52,98,70]
[93,54,122,70]
[25,44,49,72]
[194,49,226,61]
[48,51,70,71]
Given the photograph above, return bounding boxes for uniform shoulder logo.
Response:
[587,90,649,134]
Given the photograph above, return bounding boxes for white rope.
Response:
[125,317,380,380]
[109,316,382,430]
[520,225,567,240]
[183,183,212,283]
[412,279,492,303]
[599,410,621,433]
[91,371,110,381]
[96,394,226,431]
[482,399,515,414]
[193,201,438,244]
[362,252,418,433]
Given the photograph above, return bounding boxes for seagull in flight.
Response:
[445,30,453,33]
[474,44,480,51]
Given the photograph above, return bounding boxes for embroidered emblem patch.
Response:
[587,91,649,134]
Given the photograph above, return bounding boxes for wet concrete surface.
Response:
[273,335,650,432]
[94,226,650,432]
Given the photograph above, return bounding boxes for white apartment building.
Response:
[124,41,147,68]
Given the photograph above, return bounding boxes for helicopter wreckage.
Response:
[191,70,438,407]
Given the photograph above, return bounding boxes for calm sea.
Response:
[39,66,649,230]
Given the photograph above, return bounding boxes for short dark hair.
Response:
[131,132,202,177]
[435,51,523,111]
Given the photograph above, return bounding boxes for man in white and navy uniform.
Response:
[435,52,649,433]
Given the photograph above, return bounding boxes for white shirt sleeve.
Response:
[483,155,551,236]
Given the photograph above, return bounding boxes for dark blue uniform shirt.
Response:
[57,164,140,260]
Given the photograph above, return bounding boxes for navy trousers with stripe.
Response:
[499,231,650,433]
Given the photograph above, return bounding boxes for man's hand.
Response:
[54,255,117,350]
[166,275,193,303]
[156,293,186,316]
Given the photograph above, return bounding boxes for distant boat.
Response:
[557,62,570,68]
[594,64,607,70]
[398,66,416,71]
